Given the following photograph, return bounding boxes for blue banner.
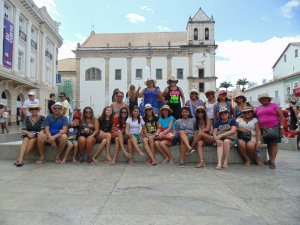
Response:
[3,18,14,68]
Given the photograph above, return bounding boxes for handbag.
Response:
[237,130,251,142]
[262,126,280,139]
[159,127,176,142]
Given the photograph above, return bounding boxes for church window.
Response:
[194,28,198,40]
[85,67,101,81]
[205,28,209,40]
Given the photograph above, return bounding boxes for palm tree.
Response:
[219,81,233,91]
[236,78,249,92]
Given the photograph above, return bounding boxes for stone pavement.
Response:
[0,150,299,225]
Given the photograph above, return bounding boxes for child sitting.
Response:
[61,116,81,164]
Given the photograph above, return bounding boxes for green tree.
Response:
[236,78,249,91]
[219,81,233,91]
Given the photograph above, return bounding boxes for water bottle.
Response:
[281,135,289,144]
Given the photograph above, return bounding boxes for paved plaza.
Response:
[0,149,299,225]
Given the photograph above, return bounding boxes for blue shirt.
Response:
[158,116,176,130]
[43,114,68,135]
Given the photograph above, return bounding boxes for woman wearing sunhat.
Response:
[213,107,237,170]
[137,77,163,116]
[14,103,45,167]
[185,88,204,118]
[214,90,234,122]
[233,93,254,118]
[154,105,176,164]
[256,93,283,169]
[236,106,263,166]
[162,76,185,120]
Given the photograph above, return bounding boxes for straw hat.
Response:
[189,88,199,95]
[205,89,215,95]
[234,92,247,101]
[144,77,157,85]
[257,93,273,102]
[196,105,206,112]
[218,106,229,115]
[51,102,63,109]
[144,103,153,111]
[160,105,172,113]
[242,106,254,113]
[28,103,40,109]
[167,76,178,84]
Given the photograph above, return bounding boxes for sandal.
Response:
[179,163,185,168]
[36,159,45,164]
[263,160,271,165]
[196,160,205,168]
[14,160,24,167]
[269,162,276,169]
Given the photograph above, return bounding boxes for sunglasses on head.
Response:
[29,108,39,111]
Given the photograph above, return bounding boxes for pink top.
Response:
[256,103,280,128]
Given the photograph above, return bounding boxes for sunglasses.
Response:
[53,107,62,110]
[206,93,214,96]
[145,108,153,111]
[121,111,127,114]
[59,96,64,98]
[85,111,92,114]
[191,93,198,96]
[197,111,205,113]
[29,108,39,111]
[116,95,124,98]
[220,112,228,115]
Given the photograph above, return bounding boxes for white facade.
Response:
[74,8,217,115]
[273,43,300,79]
[245,42,300,108]
[0,0,63,121]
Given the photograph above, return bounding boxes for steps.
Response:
[0,142,267,163]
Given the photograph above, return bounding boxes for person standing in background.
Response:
[48,93,56,114]
[59,92,70,120]
[22,91,39,117]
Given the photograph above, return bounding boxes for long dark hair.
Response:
[130,106,141,124]
[119,107,129,129]
[82,107,94,123]
[195,108,208,128]
[99,106,114,126]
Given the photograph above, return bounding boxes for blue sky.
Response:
[34,0,300,86]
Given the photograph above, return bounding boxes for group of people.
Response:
[13,77,300,170]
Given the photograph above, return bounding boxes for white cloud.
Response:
[156,25,171,31]
[215,35,300,87]
[280,0,300,18]
[141,5,154,13]
[33,0,59,19]
[58,34,87,60]
[125,13,145,23]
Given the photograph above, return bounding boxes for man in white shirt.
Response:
[22,91,40,116]
[59,92,70,120]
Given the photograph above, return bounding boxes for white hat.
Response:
[144,103,153,111]
[28,91,36,96]
[51,102,63,109]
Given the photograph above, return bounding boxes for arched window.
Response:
[85,67,101,81]
[205,28,209,40]
[194,28,198,40]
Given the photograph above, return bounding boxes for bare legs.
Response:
[154,140,174,164]
[127,135,145,165]
[216,139,232,170]
[238,140,263,166]
[15,137,37,166]
[267,143,278,169]
[78,136,96,162]
[111,131,131,165]
[142,136,157,165]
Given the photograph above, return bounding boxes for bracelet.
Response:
[257,141,261,143]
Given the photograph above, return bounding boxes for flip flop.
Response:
[36,160,45,164]
[263,160,271,165]
[269,163,276,169]
[179,163,185,168]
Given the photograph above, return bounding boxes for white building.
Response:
[245,42,300,107]
[73,8,217,114]
[0,0,63,121]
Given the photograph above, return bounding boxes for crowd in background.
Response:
[6,76,300,170]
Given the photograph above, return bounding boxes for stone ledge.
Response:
[0,143,267,163]
[278,137,299,151]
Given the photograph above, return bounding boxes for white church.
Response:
[73,8,218,113]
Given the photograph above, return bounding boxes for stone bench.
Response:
[0,142,267,164]
[278,137,299,151]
